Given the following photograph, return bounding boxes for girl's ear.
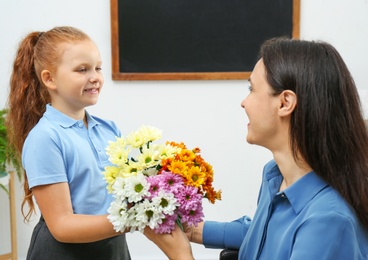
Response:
[40,70,56,90]
[278,90,297,117]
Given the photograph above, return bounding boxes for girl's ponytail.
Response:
[6,32,49,221]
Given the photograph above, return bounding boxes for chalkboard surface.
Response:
[110,0,300,80]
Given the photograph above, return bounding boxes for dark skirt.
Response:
[27,216,131,260]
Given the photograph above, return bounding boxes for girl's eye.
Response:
[78,68,87,72]
[96,67,102,72]
[248,85,253,92]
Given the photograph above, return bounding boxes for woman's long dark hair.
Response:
[260,37,368,230]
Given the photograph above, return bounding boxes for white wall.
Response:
[0,0,367,259]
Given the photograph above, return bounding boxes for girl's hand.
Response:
[144,224,195,260]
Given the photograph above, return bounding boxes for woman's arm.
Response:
[290,213,364,260]
[32,182,121,243]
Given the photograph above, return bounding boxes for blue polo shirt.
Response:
[22,104,121,215]
[203,160,368,259]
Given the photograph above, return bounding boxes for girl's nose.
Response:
[90,70,103,84]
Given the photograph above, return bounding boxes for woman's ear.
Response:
[278,90,297,117]
[40,70,56,90]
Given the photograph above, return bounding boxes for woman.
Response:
[144,37,368,259]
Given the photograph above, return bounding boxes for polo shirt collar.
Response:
[44,104,99,128]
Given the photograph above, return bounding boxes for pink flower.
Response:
[159,171,184,194]
[179,203,204,226]
[155,213,178,234]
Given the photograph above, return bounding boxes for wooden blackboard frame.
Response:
[110,0,300,80]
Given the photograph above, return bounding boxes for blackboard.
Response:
[110,0,300,80]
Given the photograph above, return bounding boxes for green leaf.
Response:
[0,183,9,195]
[0,109,23,182]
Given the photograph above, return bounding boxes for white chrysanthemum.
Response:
[143,167,159,176]
[107,199,130,232]
[139,202,165,231]
[151,190,179,215]
[111,177,128,200]
[119,173,150,203]
[130,199,164,233]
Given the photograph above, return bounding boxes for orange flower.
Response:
[177,149,196,162]
[161,140,220,204]
[166,141,186,149]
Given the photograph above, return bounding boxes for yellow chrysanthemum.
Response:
[138,125,162,142]
[103,165,121,192]
[185,166,206,188]
[106,137,130,167]
[126,126,162,148]
[168,160,188,177]
[120,161,142,178]
[137,146,161,169]
[177,149,196,162]
[126,131,146,148]
[158,144,180,159]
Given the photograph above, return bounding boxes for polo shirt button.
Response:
[78,123,83,127]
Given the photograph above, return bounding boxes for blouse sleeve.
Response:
[203,216,252,250]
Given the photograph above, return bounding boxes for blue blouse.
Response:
[23,104,121,215]
[203,160,368,259]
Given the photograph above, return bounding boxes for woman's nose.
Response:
[240,97,246,108]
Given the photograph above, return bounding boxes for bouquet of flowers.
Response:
[103,125,221,234]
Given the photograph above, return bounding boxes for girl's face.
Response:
[240,59,281,149]
[47,39,103,118]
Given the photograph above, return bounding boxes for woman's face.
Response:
[240,59,281,149]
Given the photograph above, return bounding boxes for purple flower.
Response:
[158,171,184,194]
[146,175,162,198]
[175,185,204,226]
[155,213,178,234]
[179,202,204,226]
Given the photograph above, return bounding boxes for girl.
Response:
[144,37,368,259]
[6,26,131,259]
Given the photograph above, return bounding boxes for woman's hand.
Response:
[183,222,204,244]
[144,224,195,260]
